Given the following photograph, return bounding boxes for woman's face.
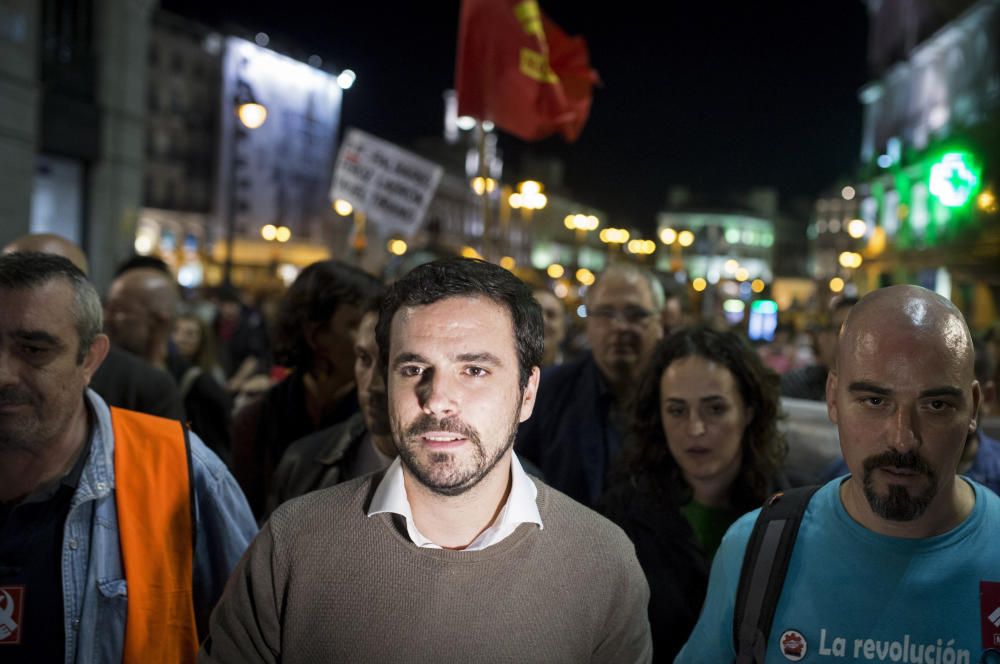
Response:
[660,355,752,490]
[173,318,202,360]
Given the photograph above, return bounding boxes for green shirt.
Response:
[680,500,742,559]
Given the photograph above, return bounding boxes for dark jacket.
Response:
[231,371,359,519]
[91,345,184,420]
[166,352,232,465]
[600,479,710,664]
[515,352,621,507]
[268,412,369,515]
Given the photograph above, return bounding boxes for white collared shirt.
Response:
[367,453,543,551]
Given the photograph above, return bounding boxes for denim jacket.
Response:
[63,390,257,663]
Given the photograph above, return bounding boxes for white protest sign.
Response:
[329,129,444,236]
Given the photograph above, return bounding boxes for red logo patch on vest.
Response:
[982,581,1000,649]
[779,629,807,661]
[0,586,24,645]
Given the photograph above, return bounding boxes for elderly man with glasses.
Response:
[516,264,665,507]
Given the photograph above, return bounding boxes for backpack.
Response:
[733,485,820,664]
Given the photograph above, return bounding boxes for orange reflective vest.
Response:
[110,407,198,664]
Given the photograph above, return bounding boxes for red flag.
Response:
[455,0,598,142]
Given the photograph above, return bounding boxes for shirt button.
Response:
[69,539,79,550]
[72,619,81,630]
[95,482,107,492]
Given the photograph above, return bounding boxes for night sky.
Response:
[161,0,870,231]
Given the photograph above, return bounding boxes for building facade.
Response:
[826,0,1000,328]
[0,0,155,290]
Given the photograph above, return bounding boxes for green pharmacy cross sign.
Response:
[928,152,980,208]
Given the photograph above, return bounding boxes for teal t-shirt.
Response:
[676,478,1000,664]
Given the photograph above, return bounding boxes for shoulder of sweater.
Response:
[534,478,636,555]
[267,472,378,535]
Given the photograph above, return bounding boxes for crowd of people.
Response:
[1,232,998,663]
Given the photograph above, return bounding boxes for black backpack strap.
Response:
[733,485,820,664]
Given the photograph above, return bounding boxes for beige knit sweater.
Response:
[200,472,652,663]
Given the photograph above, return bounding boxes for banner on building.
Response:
[329,129,443,236]
[216,37,343,243]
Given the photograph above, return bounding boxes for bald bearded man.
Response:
[677,285,1000,664]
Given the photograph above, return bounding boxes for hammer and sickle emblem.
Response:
[0,589,18,639]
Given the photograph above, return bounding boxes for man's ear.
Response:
[826,369,839,424]
[518,366,542,423]
[84,334,110,384]
[969,380,982,435]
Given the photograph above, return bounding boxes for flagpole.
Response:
[477,121,492,261]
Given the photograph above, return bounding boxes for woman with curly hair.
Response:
[601,325,787,662]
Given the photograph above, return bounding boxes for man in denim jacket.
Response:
[0,252,256,662]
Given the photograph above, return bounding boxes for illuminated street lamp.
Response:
[978,190,997,213]
[509,180,548,218]
[565,213,600,267]
[333,199,354,217]
[564,214,599,232]
[471,177,497,195]
[224,81,268,285]
[847,219,867,239]
[658,226,693,271]
[626,239,656,256]
[599,228,630,244]
[387,239,407,256]
[261,224,291,243]
[838,251,863,269]
[237,102,267,129]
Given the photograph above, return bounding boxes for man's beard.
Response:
[395,411,519,497]
[861,449,937,521]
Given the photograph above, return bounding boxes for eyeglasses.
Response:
[588,305,656,325]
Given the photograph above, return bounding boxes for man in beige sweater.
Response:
[200,257,652,663]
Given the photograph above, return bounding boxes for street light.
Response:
[223,81,268,286]
[333,199,354,217]
[838,251,863,269]
[847,219,867,239]
[261,224,291,243]
[509,180,548,218]
[659,226,692,271]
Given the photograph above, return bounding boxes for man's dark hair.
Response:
[271,260,383,370]
[619,325,786,511]
[376,257,543,389]
[0,252,103,363]
[113,254,171,278]
[832,295,859,312]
